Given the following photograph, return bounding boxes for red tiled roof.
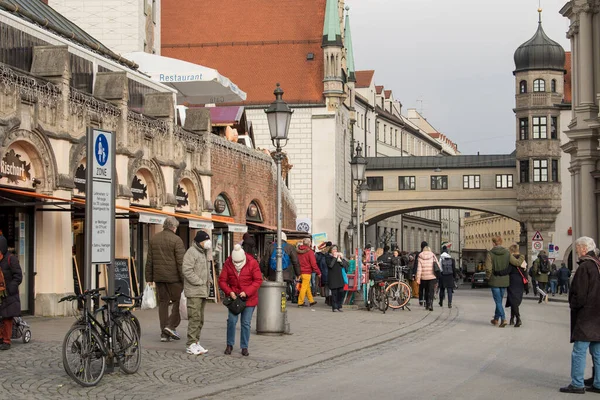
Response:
[564,51,572,104]
[375,85,384,94]
[355,70,374,88]
[161,0,326,105]
[384,90,392,99]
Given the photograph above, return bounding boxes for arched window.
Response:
[551,79,557,92]
[519,80,527,94]
[533,79,545,92]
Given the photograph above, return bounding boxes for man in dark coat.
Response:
[0,235,23,350]
[558,262,571,295]
[560,236,600,394]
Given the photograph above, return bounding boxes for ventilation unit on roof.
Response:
[306,53,315,60]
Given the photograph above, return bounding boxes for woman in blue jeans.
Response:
[218,244,263,356]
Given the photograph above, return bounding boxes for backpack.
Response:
[269,243,290,271]
[539,259,550,274]
[441,257,454,275]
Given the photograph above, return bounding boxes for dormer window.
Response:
[533,79,545,92]
[551,79,557,92]
[519,80,527,94]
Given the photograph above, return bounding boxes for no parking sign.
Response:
[532,240,543,251]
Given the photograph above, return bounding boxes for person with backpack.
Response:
[438,246,456,308]
[532,250,550,304]
[260,231,300,284]
[485,236,510,328]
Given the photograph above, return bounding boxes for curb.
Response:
[523,295,568,304]
[171,310,444,400]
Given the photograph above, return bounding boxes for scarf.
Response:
[234,258,246,274]
[0,253,7,304]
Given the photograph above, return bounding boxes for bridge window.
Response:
[533,79,545,92]
[430,175,448,190]
[552,159,559,182]
[519,118,529,140]
[551,116,558,139]
[519,80,527,94]
[463,175,480,189]
[398,176,416,190]
[367,176,384,191]
[520,160,530,183]
[532,116,547,139]
[495,174,513,188]
[533,159,548,182]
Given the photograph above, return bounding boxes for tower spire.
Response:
[322,0,342,47]
[538,0,542,24]
[344,6,356,82]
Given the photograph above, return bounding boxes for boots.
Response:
[448,303,452,308]
[499,319,508,328]
[514,317,522,328]
[509,313,515,326]
[439,299,443,307]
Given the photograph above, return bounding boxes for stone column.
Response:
[579,9,594,105]
[579,159,598,239]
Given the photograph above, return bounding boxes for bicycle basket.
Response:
[369,269,386,281]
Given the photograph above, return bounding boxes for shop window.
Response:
[519,80,527,94]
[367,176,383,191]
[431,175,448,190]
[463,175,480,189]
[533,159,548,182]
[533,79,545,92]
[519,118,529,140]
[520,160,530,183]
[495,174,513,188]
[398,176,416,190]
[533,116,547,139]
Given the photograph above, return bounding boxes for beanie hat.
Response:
[442,246,448,253]
[194,230,210,244]
[231,244,246,270]
[421,241,428,250]
[281,232,287,241]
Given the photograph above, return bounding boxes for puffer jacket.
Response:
[297,245,321,275]
[532,258,550,283]
[182,242,210,298]
[416,251,438,282]
[0,236,22,318]
[145,229,186,283]
[485,246,510,287]
[219,254,263,307]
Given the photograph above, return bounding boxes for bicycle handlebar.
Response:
[57,287,106,303]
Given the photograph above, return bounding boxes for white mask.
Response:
[202,241,212,250]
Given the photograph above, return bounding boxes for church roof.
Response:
[344,12,356,82]
[322,0,342,47]
[161,0,327,104]
[514,15,565,73]
[355,70,375,88]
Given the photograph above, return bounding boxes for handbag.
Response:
[223,296,246,315]
[433,257,441,278]
[517,266,529,285]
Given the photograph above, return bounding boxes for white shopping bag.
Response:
[141,284,157,310]
[179,292,188,320]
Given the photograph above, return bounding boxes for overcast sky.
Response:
[349,0,571,155]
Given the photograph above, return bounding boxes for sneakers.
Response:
[559,385,585,394]
[587,386,600,393]
[186,343,208,355]
[0,343,10,350]
[309,301,317,306]
[163,327,181,340]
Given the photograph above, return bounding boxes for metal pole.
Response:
[275,142,283,283]
[356,186,362,290]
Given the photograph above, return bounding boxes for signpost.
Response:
[85,128,115,297]
[532,231,544,253]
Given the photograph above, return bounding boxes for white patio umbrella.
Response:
[124,52,247,104]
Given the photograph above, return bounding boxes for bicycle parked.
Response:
[385,265,412,310]
[59,288,142,387]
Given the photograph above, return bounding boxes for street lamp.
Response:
[359,181,369,203]
[264,83,293,283]
[346,221,355,238]
[257,84,293,335]
[350,143,367,181]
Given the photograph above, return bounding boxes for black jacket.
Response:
[326,254,348,290]
[260,241,300,282]
[569,252,600,343]
[0,236,23,318]
[558,266,571,281]
[316,252,328,286]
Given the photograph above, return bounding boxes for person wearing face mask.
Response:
[325,245,349,312]
[182,230,212,355]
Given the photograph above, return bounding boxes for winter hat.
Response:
[281,232,287,241]
[538,250,548,257]
[421,241,428,250]
[442,246,448,253]
[231,244,246,270]
[194,230,210,244]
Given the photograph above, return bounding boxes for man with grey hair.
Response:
[145,216,186,342]
[560,236,600,394]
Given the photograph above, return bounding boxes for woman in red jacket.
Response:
[218,244,263,356]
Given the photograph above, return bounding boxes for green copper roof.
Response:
[344,13,356,82]
[322,0,342,47]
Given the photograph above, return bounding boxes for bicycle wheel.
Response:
[366,286,374,311]
[120,310,141,338]
[62,325,106,387]
[376,286,389,312]
[113,316,142,374]
[386,281,412,309]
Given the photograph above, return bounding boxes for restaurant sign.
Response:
[0,144,35,189]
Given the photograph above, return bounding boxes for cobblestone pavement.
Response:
[1,295,438,399]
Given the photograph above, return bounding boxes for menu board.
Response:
[104,259,134,307]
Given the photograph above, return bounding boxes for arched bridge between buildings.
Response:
[363,154,520,223]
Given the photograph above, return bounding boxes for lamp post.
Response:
[350,143,367,290]
[256,84,293,335]
[265,83,293,283]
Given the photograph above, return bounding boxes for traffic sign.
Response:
[532,231,544,241]
[532,240,543,251]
